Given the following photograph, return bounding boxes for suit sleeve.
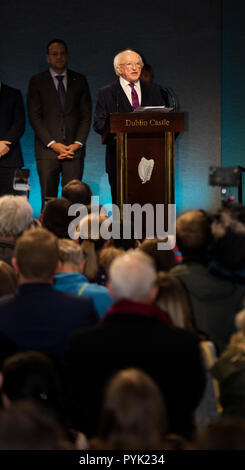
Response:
[93,88,109,135]
[74,76,92,145]
[27,76,54,146]
[5,90,25,146]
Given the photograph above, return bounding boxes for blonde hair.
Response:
[79,214,109,282]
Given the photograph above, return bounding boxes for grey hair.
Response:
[58,239,84,265]
[113,50,144,76]
[109,249,156,301]
[0,195,33,237]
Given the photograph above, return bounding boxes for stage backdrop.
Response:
[1,0,221,216]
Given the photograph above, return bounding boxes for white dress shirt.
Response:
[49,67,68,91]
[119,76,141,106]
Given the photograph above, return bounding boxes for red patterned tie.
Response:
[129,83,139,110]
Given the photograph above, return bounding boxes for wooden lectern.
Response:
[106,112,184,213]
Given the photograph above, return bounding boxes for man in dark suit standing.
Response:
[27,39,92,207]
[0,81,25,196]
[93,49,165,203]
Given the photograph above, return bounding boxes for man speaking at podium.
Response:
[93,49,165,204]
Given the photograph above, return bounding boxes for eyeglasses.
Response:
[119,62,142,68]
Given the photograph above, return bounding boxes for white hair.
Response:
[109,249,156,301]
[0,195,33,237]
[113,49,144,76]
[58,238,84,265]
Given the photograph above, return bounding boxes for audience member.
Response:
[97,246,124,286]
[0,351,64,417]
[156,272,220,429]
[78,214,111,282]
[64,250,205,440]
[140,238,176,273]
[0,195,33,265]
[62,179,92,206]
[0,228,97,359]
[0,401,71,450]
[90,368,168,450]
[209,202,245,278]
[0,261,17,298]
[211,309,245,418]
[54,238,113,318]
[171,209,245,353]
[41,196,73,238]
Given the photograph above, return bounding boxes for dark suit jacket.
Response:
[27,69,92,161]
[93,79,165,174]
[0,84,25,168]
[0,283,98,359]
[64,304,206,439]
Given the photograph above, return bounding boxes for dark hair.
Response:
[0,401,70,450]
[176,210,211,259]
[46,39,68,54]
[2,352,64,414]
[42,197,73,239]
[139,238,176,272]
[62,179,92,206]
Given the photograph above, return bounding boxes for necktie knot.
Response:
[56,75,64,82]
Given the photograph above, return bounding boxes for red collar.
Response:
[103,299,172,325]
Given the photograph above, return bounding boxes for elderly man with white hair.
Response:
[0,195,33,265]
[64,249,206,441]
[93,49,165,203]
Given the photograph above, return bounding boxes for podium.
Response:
[106,112,184,213]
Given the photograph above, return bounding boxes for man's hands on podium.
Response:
[0,141,11,157]
[51,142,81,160]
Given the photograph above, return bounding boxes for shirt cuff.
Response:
[74,141,83,147]
[47,140,55,147]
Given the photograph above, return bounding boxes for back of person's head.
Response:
[57,238,84,266]
[79,214,110,282]
[98,247,124,284]
[0,261,17,298]
[111,220,138,251]
[14,227,59,281]
[0,195,33,238]
[1,351,64,417]
[109,249,156,302]
[156,272,194,330]
[176,210,211,259]
[139,238,176,272]
[0,401,70,450]
[210,203,245,271]
[42,197,72,238]
[96,368,167,450]
[195,417,245,450]
[62,179,92,206]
